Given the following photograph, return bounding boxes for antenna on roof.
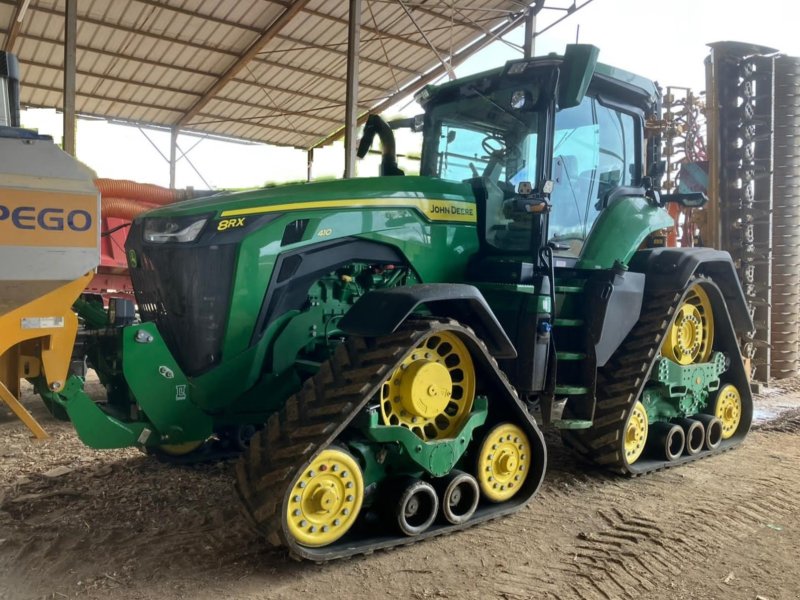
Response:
[575,24,580,44]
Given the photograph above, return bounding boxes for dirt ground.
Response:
[1,378,799,600]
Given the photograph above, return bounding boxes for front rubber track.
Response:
[235,318,547,561]
[561,277,753,476]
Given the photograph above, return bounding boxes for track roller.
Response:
[434,470,480,525]
[674,418,705,456]
[693,414,723,450]
[708,384,743,440]
[475,422,531,502]
[646,422,685,461]
[392,478,439,536]
[285,448,364,548]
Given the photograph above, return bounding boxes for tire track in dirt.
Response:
[2,391,799,600]
[492,425,800,600]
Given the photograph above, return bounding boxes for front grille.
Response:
[127,221,237,376]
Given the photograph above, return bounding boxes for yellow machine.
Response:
[0,52,99,438]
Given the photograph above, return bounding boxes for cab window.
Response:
[548,95,638,256]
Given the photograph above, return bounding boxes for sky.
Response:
[19,0,800,190]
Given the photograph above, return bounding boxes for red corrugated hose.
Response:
[95,178,189,206]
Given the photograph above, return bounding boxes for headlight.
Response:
[143,215,208,243]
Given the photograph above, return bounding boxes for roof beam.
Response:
[372,0,483,33]
[11,32,389,96]
[312,11,525,149]
[303,6,451,56]
[19,80,324,140]
[24,1,420,81]
[20,80,185,115]
[130,0,452,58]
[26,2,241,58]
[269,34,418,75]
[175,0,311,128]
[18,57,347,126]
[194,111,322,138]
[252,56,387,93]
[3,0,28,52]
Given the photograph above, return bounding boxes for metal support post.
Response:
[63,0,77,155]
[343,0,361,179]
[524,8,536,58]
[169,127,178,188]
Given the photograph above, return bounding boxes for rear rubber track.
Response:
[235,318,546,561]
[562,277,753,475]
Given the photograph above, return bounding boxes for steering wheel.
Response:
[481,134,522,161]
[481,134,513,158]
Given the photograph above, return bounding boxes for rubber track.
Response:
[562,277,753,475]
[235,319,546,561]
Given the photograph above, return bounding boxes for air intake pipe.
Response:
[0,52,20,128]
[356,114,404,176]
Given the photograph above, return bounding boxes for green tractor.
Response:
[44,45,752,560]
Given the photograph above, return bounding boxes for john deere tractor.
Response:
[40,45,752,560]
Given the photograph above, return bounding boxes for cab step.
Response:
[556,351,587,361]
[554,385,590,395]
[554,318,584,327]
[552,419,594,430]
[555,285,584,293]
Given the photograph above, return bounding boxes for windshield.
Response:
[421,78,545,252]
[422,83,541,186]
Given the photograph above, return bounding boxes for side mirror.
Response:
[660,192,708,208]
[388,114,424,132]
[648,160,666,181]
[558,44,599,109]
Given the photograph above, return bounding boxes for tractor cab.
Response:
[412,45,665,418]
[417,44,656,274]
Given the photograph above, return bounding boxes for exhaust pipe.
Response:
[434,470,480,525]
[356,114,404,176]
[693,414,723,450]
[646,422,685,461]
[673,418,705,455]
[392,478,438,536]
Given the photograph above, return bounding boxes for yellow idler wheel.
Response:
[286,448,364,548]
[476,423,530,503]
[662,284,714,365]
[380,330,476,440]
[711,384,742,440]
[624,401,649,465]
[157,440,204,456]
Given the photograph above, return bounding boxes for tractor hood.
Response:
[136,176,476,223]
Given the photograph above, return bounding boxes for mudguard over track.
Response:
[235,319,547,561]
[562,277,753,475]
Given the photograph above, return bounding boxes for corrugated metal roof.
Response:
[0,0,529,148]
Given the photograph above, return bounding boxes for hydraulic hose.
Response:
[101,197,158,220]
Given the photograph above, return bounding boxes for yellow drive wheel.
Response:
[157,440,204,456]
[476,423,530,503]
[710,384,742,440]
[624,401,649,465]
[380,330,476,440]
[286,448,364,548]
[662,283,714,365]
